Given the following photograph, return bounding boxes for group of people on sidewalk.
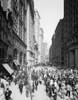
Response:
[31,69,42,93]
[31,67,78,100]
[0,69,31,100]
[42,68,78,100]
[0,79,12,100]
[1,65,78,100]
[0,78,31,100]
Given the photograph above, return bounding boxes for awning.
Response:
[13,60,20,66]
[2,63,14,75]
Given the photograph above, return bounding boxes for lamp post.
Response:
[26,61,33,100]
[26,49,35,100]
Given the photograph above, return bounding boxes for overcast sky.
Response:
[34,0,64,48]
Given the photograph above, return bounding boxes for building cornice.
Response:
[0,3,8,22]
[27,0,34,20]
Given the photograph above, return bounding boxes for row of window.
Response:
[0,45,26,64]
[13,50,26,64]
[0,31,8,43]
[0,14,8,32]
[0,48,5,59]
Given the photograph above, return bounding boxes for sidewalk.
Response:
[32,80,72,100]
[57,90,73,100]
[9,82,31,100]
[57,94,70,100]
[32,81,50,100]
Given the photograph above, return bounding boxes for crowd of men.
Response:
[0,66,78,100]
[0,68,29,100]
[30,66,78,100]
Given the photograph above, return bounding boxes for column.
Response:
[75,49,78,69]
[17,52,19,62]
[67,52,69,67]
[70,50,74,68]
[21,53,23,66]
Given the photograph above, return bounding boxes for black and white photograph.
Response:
[0,0,78,100]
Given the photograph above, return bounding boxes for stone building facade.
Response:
[49,0,78,69]
[43,42,49,64]
[0,3,11,63]
[38,28,44,64]
[49,19,65,67]
[1,0,28,70]
[34,10,40,64]
[26,0,35,67]
[9,0,27,69]
[64,0,78,69]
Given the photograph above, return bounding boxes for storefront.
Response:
[0,63,14,80]
[13,59,20,70]
[0,40,8,63]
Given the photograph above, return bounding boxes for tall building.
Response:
[11,0,27,68]
[0,2,15,78]
[50,19,65,67]
[34,10,40,64]
[50,0,78,69]
[26,0,35,67]
[49,44,52,65]
[34,10,40,43]
[43,42,49,64]
[1,0,27,69]
[38,28,44,63]
[0,2,11,63]
[64,0,78,69]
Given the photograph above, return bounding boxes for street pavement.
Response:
[9,82,31,100]
[8,81,72,100]
[32,81,50,100]
[57,94,70,100]
[32,81,71,100]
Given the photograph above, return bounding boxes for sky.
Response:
[34,0,64,48]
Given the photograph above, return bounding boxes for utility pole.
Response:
[27,65,33,100]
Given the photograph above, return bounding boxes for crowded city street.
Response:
[0,66,78,100]
[1,0,78,100]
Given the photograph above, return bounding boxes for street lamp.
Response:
[26,61,33,100]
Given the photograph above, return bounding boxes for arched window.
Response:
[13,48,18,59]
[19,51,23,65]
[0,47,5,59]
[23,54,26,64]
